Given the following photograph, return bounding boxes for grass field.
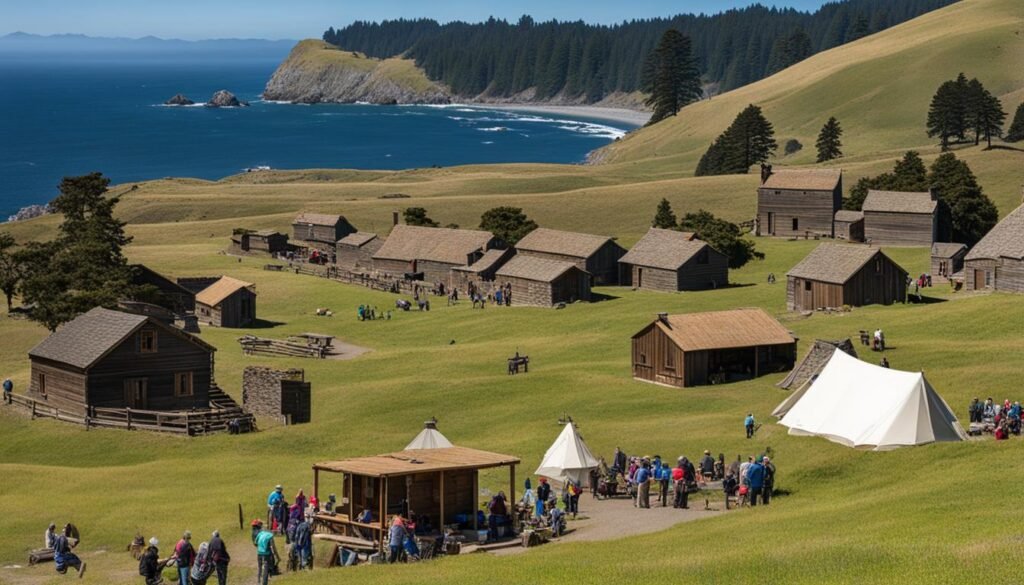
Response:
[3,0,1024,583]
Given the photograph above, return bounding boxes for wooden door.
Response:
[767,212,775,235]
[973,269,985,290]
[637,268,643,288]
[124,378,148,409]
[801,279,814,310]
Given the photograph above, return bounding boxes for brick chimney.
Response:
[393,211,400,226]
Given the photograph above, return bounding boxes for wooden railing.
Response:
[239,335,327,359]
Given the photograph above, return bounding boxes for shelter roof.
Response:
[761,169,841,191]
[195,276,255,307]
[373,225,494,265]
[965,203,1024,261]
[862,190,937,214]
[337,232,378,247]
[452,248,511,273]
[931,242,967,258]
[834,210,864,223]
[618,228,705,270]
[787,243,894,285]
[496,255,581,282]
[294,212,344,227]
[648,308,795,352]
[314,446,520,477]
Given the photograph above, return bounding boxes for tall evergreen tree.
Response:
[695,105,777,176]
[815,116,844,162]
[652,199,678,229]
[1007,102,1024,142]
[642,29,702,125]
[928,153,998,245]
[0,232,25,312]
[843,151,927,210]
[926,74,969,149]
[478,206,537,245]
[768,27,812,74]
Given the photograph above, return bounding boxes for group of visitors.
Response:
[136,530,230,585]
[968,397,1023,439]
[357,304,392,320]
[722,454,777,507]
[266,485,314,572]
[515,477,575,537]
[465,281,513,309]
[45,522,85,578]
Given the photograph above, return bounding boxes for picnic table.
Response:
[508,354,529,375]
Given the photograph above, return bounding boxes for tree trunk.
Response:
[4,292,11,312]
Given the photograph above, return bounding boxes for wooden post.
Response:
[313,468,319,503]
[347,474,354,522]
[439,471,446,529]
[126,407,131,430]
[472,471,478,531]
[379,477,387,554]
[509,464,517,533]
[31,400,36,419]
[238,504,244,531]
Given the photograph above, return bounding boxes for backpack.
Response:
[138,553,149,576]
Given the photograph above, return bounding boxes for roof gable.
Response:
[195,276,255,307]
[496,255,581,282]
[931,242,967,258]
[761,169,841,192]
[294,212,344,227]
[787,243,901,285]
[337,232,378,247]
[965,203,1024,261]
[515,228,616,259]
[373,225,494,265]
[618,228,706,270]
[643,308,795,352]
[834,210,864,223]
[862,190,937,214]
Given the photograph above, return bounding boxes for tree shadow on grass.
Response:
[244,319,287,329]
[908,295,948,305]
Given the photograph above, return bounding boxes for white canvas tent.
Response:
[534,423,600,485]
[777,350,966,450]
[405,421,453,450]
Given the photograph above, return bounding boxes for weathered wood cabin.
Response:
[129,264,195,314]
[862,190,938,246]
[964,203,1024,293]
[292,213,357,253]
[335,233,382,272]
[631,309,797,388]
[232,229,288,256]
[786,243,907,311]
[312,446,520,553]
[372,225,497,283]
[514,228,625,285]
[449,248,514,293]
[833,210,864,242]
[195,276,257,328]
[756,167,842,238]
[494,255,591,307]
[27,307,215,414]
[618,228,728,292]
[931,243,968,284]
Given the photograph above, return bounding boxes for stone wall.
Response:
[242,366,311,424]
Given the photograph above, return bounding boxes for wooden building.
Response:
[631,309,797,388]
[292,213,357,252]
[862,190,938,246]
[931,243,968,284]
[129,264,195,314]
[756,168,842,238]
[27,307,215,414]
[449,248,514,293]
[495,255,591,307]
[833,210,864,242]
[964,203,1024,293]
[231,229,288,256]
[335,232,382,272]
[311,445,520,552]
[514,227,625,285]
[195,276,257,328]
[372,225,497,283]
[618,228,728,292]
[786,243,907,311]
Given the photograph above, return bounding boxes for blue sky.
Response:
[2,0,832,40]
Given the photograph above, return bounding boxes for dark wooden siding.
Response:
[28,358,89,413]
[844,255,907,306]
[631,324,685,387]
[249,233,288,253]
[964,259,997,291]
[336,239,383,272]
[863,211,936,246]
[787,277,844,311]
[835,219,864,242]
[374,257,415,276]
[757,186,840,237]
[293,220,356,247]
[627,265,678,292]
[505,268,590,307]
[931,250,966,283]
[418,260,463,285]
[678,248,729,290]
[198,289,256,328]
[989,258,1024,293]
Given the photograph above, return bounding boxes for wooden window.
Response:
[875,258,882,273]
[791,218,799,231]
[804,280,812,291]
[139,329,157,353]
[38,373,46,398]
[638,353,647,365]
[664,344,675,370]
[174,372,194,397]
[985,271,992,287]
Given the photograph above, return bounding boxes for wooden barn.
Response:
[514,227,625,285]
[292,213,356,252]
[195,276,257,328]
[129,264,195,314]
[494,255,591,307]
[931,243,968,284]
[964,203,1024,293]
[631,309,797,388]
[756,167,842,238]
[862,190,938,246]
[372,225,497,283]
[449,248,514,293]
[335,232,382,272]
[833,210,864,242]
[618,228,729,292]
[232,229,288,255]
[786,243,907,311]
[27,307,215,414]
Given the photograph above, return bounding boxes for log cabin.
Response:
[631,309,797,388]
[862,190,938,246]
[195,276,257,328]
[27,307,215,414]
[372,225,497,283]
[335,232,382,272]
[756,167,842,238]
[231,229,288,256]
[292,213,357,253]
[618,228,728,292]
[833,210,865,242]
[129,264,195,314]
[931,243,968,284]
[449,248,514,294]
[963,203,1024,293]
[786,243,907,311]
[494,255,591,307]
[514,227,625,285]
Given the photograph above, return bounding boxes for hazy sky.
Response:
[2,0,832,40]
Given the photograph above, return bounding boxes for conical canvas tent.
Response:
[405,421,453,450]
[777,350,966,450]
[534,423,600,485]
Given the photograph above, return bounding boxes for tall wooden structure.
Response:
[292,213,356,252]
[514,227,625,285]
[27,307,215,414]
[618,228,728,292]
[964,203,1024,293]
[195,276,257,328]
[631,309,797,388]
[495,255,591,307]
[862,190,938,246]
[786,243,907,311]
[931,243,967,284]
[756,168,842,238]
[372,225,497,283]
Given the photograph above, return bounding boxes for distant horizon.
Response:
[2,0,834,41]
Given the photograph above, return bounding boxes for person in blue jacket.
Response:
[744,413,756,439]
[745,456,765,506]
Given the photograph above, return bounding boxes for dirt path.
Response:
[325,339,371,361]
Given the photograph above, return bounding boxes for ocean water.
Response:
[0,57,635,218]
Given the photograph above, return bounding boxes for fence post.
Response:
[31,400,36,419]
[126,407,132,431]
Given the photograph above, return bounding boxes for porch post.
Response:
[509,464,517,532]
[439,472,446,529]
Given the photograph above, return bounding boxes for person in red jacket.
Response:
[672,459,688,509]
[173,531,195,585]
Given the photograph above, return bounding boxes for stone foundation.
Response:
[242,366,311,424]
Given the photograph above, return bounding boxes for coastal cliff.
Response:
[262,40,450,105]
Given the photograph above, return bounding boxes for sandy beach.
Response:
[477,103,650,127]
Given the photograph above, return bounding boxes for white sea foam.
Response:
[478,126,512,132]
[481,141,495,145]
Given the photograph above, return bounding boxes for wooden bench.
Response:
[507,355,529,375]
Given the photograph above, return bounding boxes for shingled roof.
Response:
[787,243,897,285]
[195,276,255,307]
[647,308,796,352]
[862,190,937,214]
[452,248,512,274]
[618,228,705,270]
[515,228,615,259]
[337,232,378,247]
[294,212,344,227]
[29,307,213,370]
[496,255,582,282]
[931,242,967,258]
[834,210,864,223]
[761,169,841,191]
[965,203,1024,261]
[373,225,494,265]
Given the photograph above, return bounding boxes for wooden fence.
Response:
[276,262,426,295]
[239,335,327,359]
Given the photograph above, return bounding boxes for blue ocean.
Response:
[0,57,634,218]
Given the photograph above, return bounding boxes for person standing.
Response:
[2,377,12,403]
[253,521,279,585]
[52,524,85,578]
[172,531,195,585]
[207,531,230,585]
[968,398,980,423]
[536,478,552,514]
[700,450,715,481]
[292,515,313,570]
[388,515,406,563]
[189,542,212,585]
[657,463,671,507]
[745,457,765,506]
[634,462,651,509]
[762,456,776,506]
[267,485,283,527]
[745,413,756,439]
[672,458,688,509]
[612,447,627,475]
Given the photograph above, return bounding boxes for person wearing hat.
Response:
[744,413,756,439]
[745,456,765,506]
[252,520,279,585]
[140,537,168,585]
[267,485,284,528]
[699,450,715,481]
[634,460,651,509]
[762,456,776,506]
[172,531,195,585]
[207,530,230,585]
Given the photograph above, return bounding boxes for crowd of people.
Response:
[968,397,1023,439]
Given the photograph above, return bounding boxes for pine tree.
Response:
[976,90,1007,149]
[1007,102,1024,142]
[642,29,702,125]
[928,153,998,245]
[0,232,25,312]
[695,105,776,176]
[847,14,870,41]
[927,76,968,150]
[652,199,678,229]
[815,117,843,162]
[478,207,537,245]
[678,210,764,269]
